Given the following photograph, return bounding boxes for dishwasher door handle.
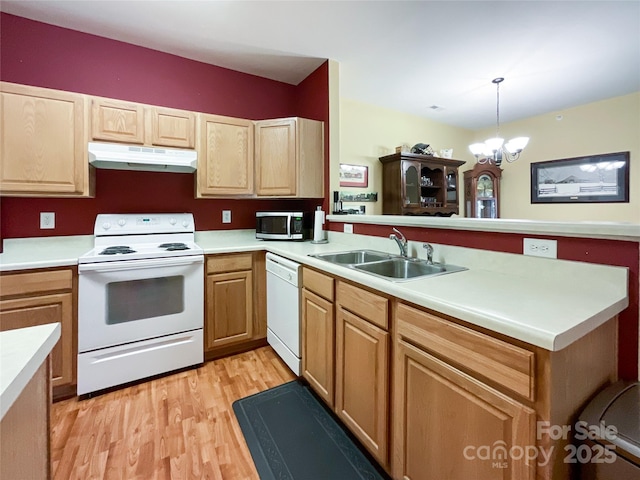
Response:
[266,253,300,286]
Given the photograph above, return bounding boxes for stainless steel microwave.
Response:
[256,212,305,240]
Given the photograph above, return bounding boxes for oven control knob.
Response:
[117,219,126,227]
[182,220,189,228]
[169,217,177,225]
[102,222,111,230]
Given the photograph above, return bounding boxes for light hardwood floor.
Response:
[51,347,296,479]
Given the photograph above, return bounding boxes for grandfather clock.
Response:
[464,163,502,218]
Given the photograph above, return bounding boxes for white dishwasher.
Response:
[265,252,301,375]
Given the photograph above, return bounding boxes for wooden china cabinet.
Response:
[464,163,502,218]
[379,152,465,216]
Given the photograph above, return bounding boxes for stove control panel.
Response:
[94,213,195,236]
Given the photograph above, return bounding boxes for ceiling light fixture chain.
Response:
[469,77,529,167]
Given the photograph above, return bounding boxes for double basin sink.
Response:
[309,249,466,282]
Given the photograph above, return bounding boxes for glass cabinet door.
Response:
[402,161,420,206]
[446,169,458,206]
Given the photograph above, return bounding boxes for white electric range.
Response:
[77,213,204,395]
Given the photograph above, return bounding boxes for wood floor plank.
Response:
[51,346,295,479]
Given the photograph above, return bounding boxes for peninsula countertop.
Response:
[0,230,629,353]
[0,323,61,420]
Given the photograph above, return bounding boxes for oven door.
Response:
[78,255,204,352]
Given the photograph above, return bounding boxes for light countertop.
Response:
[0,229,629,353]
[196,230,628,351]
[326,214,640,241]
[0,235,93,272]
[0,323,60,420]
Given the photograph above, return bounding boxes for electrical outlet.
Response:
[40,212,55,229]
[222,210,231,224]
[523,238,557,259]
[343,223,353,234]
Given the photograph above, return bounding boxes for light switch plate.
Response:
[40,212,55,229]
[523,238,557,258]
[222,210,231,224]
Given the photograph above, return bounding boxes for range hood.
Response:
[88,142,197,173]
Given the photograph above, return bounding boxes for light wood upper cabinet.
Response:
[92,99,196,149]
[255,117,324,198]
[147,106,196,149]
[91,98,145,144]
[0,269,76,391]
[197,113,254,196]
[0,82,93,197]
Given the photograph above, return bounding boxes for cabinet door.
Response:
[393,339,536,480]
[1,83,89,196]
[91,98,145,144]
[301,288,334,406]
[205,270,253,350]
[401,160,420,207]
[335,307,389,466]
[147,106,195,148]
[255,118,296,196]
[0,293,74,388]
[198,113,254,196]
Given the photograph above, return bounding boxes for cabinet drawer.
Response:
[302,267,334,301]
[206,253,253,273]
[0,269,73,298]
[396,302,535,401]
[336,281,388,330]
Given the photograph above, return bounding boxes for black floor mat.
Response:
[232,380,389,480]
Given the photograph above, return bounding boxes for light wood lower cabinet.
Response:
[335,280,390,467]
[393,338,536,480]
[206,253,253,351]
[335,305,389,466]
[301,268,335,406]
[1,82,94,197]
[0,269,76,393]
[1,359,51,479]
[205,252,266,359]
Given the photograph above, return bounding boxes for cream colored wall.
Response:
[470,92,640,223]
[335,99,474,215]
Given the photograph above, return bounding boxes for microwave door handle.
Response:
[287,214,291,238]
[79,255,203,273]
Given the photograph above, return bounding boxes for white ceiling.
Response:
[2,0,639,130]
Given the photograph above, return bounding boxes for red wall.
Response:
[328,221,640,380]
[0,13,329,237]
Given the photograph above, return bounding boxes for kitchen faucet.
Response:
[389,228,408,257]
[423,243,434,265]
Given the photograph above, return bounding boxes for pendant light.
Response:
[469,78,529,167]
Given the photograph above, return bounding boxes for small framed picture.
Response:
[339,164,368,188]
[531,152,629,204]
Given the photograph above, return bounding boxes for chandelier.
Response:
[469,77,529,167]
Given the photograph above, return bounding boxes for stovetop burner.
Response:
[159,242,190,251]
[100,246,137,255]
